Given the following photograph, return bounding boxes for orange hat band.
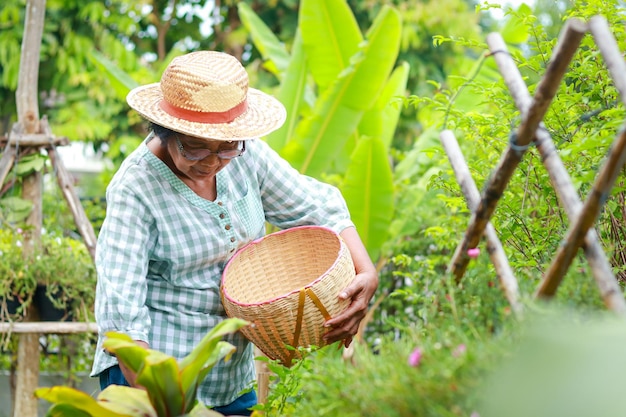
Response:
[159,99,248,124]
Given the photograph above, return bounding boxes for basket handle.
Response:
[286,288,332,366]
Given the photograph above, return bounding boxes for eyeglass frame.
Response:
[175,135,246,161]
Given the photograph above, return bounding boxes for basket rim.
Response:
[221,225,346,307]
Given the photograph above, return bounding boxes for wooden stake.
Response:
[537,16,626,298]
[0,145,16,188]
[486,33,626,313]
[448,18,588,282]
[0,322,98,334]
[46,124,97,260]
[440,130,523,315]
[13,1,47,417]
[538,126,626,297]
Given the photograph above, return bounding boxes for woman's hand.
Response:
[323,227,379,347]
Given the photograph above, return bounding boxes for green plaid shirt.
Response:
[90,136,353,407]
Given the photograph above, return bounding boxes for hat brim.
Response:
[127,83,287,141]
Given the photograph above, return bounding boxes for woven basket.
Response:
[221,226,355,365]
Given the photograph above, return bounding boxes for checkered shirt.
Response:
[90,137,354,407]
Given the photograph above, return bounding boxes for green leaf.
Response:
[0,196,33,223]
[356,61,409,151]
[500,4,531,44]
[266,29,311,151]
[378,62,410,150]
[285,5,402,177]
[186,403,224,417]
[299,0,363,92]
[15,154,46,176]
[102,332,151,375]
[237,3,290,77]
[35,386,132,417]
[45,403,93,417]
[341,136,394,261]
[97,385,157,417]
[179,319,247,408]
[136,353,184,416]
[89,50,139,101]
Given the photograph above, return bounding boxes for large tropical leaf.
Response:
[35,386,133,417]
[237,2,290,77]
[102,332,151,375]
[178,318,247,407]
[89,50,139,101]
[283,5,402,177]
[369,62,410,151]
[97,385,157,417]
[299,0,362,92]
[341,136,394,261]
[266,30,310,151]
[44,404,93,417]
[352,62,409,164]
[136,353,184,417]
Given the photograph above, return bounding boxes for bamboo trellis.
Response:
[0,1,99,417]
[442,15,626,316]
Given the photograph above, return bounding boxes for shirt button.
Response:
[230,237,236,243]
[217,201,223,206]
[225,225,231,231]
[219,213,225,219]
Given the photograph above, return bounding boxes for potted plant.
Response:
[30,231,96,322]
[0,228,37,321]
[0,227,96,323]
[35,318,250,417]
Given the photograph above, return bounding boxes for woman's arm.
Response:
[323,226,379,347]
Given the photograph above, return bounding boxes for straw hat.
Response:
[126,51,286,141]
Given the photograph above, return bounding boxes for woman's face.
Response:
[167,134,244,180]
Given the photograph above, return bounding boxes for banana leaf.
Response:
[283,5,402,177]
[237,3,290,77]
[89,50,139,101]
[299,0,362,92]
[368,62,410,151]
[341,136,394,261]
[266,30,310,151]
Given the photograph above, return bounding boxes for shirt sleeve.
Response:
[95,180,153,343]
[250,140,355,233]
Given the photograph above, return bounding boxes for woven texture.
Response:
[221,226,355,365]
[126,51,286,141]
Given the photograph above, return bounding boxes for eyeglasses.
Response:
[175,136,246,161]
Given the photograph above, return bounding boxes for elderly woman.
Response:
[91,50,378,416]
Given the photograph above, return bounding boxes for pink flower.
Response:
[452,344,466,357]
[408,348,422,367]
[467,248,480,258]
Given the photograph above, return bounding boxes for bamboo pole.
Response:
[0,322,98,334]
[486,33,626,313]
[0,145,16,188]
[538,126,626,296]
[448,19,588,282]
[537,18,626,297]
[439,130,523,315]
[45,118,97,260]
[13,1,47,417]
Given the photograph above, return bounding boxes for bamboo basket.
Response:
[221,226,355,366]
